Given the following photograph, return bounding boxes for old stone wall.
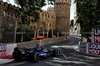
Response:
[0,0,71,33]
[0,1,56,32]
[47,7,55,14]
[0,0,71,43]
[30,11,56,31]
[38,11,56,31]
[0,1,21,23]
[0,1,18,43]
[0,1,56,43]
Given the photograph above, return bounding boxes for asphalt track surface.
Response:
[1,35,100,66]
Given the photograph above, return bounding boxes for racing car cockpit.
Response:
[31,44,42,51]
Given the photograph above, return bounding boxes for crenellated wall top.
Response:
[55,0,71,6]
[0,1,18,10]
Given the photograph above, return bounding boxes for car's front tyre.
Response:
[30,52,39,62]
[53,50,58,57]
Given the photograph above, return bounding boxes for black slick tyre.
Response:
[12,51,21,61]
[30,52,39,62]
[53,50,58,57]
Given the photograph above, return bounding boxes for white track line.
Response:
[0,59,14,64]
[61,53,68,60]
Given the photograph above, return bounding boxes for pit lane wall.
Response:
[79,42,100,55]
[0,44,17,58]
[17,37,67,48]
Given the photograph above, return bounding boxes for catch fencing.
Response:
[0,13,17,43]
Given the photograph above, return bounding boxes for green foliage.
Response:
[48,30,52,38]
[14,0,46,24]
[14,0,47,42]
[75,0,100,38]
[44,29,47,32]
[16,24,34,42]
[70,19,74,27]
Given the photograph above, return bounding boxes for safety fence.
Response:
[0,13,17,43]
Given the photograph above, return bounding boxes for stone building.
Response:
[0,1,56,43]
[0,1,21,43]
[47,7,55,14]
[54,0,71,36]
[0,1,21,23]
[0,0,71,43]
[30,11,56,32]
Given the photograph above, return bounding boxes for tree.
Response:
[14,0,55,24]
[70,19,74,27]
[14,0,47,42]
[16,24,34,42]
[75,0,100,38]
[14,0,46,24]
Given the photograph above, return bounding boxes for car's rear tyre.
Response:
[13,51,21,61]
[30,52,39,62]
[53,50,58,57]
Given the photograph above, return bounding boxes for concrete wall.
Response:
[17,37,67,48]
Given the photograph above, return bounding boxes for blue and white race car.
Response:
[12,45,60,62]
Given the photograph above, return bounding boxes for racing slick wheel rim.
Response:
[53,50,58,57]
[31,52,39,62]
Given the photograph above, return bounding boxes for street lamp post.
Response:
[14,18,17,43]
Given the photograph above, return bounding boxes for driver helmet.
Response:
[36,44,41,49]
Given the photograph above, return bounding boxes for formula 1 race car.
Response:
[12,45,61,62]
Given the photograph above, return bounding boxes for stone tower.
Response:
[54,0,71,35]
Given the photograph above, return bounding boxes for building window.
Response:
[42,14,44,16]
[11,15,13,19]
[49,24,51,27]
[51,16,53,18]
[8,13,9,15]
[7,13,9,18]
[11,15,13,16]
[4,3,5,6]
[34,26,36,29]
[45,15,47,17]
[48,15,50,18]
[16,16,17,18]
[75,28,77,30]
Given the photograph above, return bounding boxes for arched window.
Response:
[15,16,17,18]
[51,15,53,18]
[48,15,50,18]
[8,13,9,15]
[42,14,44,16]
[45,14,47,17]
[3,10,6,14]
[4,3,5,6]
[34,26,36,30]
